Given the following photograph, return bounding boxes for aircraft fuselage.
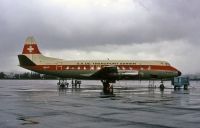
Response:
[18,37,181,83]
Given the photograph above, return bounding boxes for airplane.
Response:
[18,36,181,90]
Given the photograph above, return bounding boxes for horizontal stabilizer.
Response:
[18,55,36,66]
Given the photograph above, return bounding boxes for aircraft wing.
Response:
[81,66,139,80]
[80,66,118,79]
[91,66,118,79]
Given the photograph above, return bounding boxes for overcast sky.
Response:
[0,0,200,74]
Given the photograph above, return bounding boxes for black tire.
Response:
[60,84,65,88]
[174,86,177,89]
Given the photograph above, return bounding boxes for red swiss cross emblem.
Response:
[22,44,41,54]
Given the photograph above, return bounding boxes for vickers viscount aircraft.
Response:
[18,37,181,90]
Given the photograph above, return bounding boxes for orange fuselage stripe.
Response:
[29,65,177,72]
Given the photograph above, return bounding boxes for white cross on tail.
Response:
[27,45,34,53]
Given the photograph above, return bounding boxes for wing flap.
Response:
[118,70,139,76]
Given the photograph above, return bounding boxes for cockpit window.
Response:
[165,63,170,66]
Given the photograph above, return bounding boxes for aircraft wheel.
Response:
[174,86,177,90]
[60,83,65,88]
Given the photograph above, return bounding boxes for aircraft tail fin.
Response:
[22,36,41,54]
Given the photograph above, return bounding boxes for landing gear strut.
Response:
[57,79,81,88]
[71,79,81,88]
[148,80,156,88]
[101,80,114,94]
[184,84,188,90]
[57,79,69,88]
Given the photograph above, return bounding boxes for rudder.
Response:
[22,36,41,54]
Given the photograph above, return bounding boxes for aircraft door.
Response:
[90,64,95,70]
[56,62,63,71]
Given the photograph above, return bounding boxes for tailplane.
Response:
[18,54,36,66]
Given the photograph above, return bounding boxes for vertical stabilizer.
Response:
[22,36,41,54]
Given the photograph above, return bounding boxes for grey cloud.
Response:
[1,0,200,49]
[150,0,200,42]
[0,0,199,73]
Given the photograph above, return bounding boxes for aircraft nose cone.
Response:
[178,71,182,76]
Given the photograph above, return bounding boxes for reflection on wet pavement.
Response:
[0,80,200,128]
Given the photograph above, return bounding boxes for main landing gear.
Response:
[57,79,69,88]
[57,79,81,88]
[71,79,81,88]
[148,80,156,88]
[101,80,114,94]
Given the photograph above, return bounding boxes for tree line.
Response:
[0,72,57,79]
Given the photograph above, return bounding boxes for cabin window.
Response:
[97,66,101,70]
[165,63,170,66]
[66,66,69,70]
[90,66,94,70]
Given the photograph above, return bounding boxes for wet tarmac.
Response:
[0,80,200,128]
